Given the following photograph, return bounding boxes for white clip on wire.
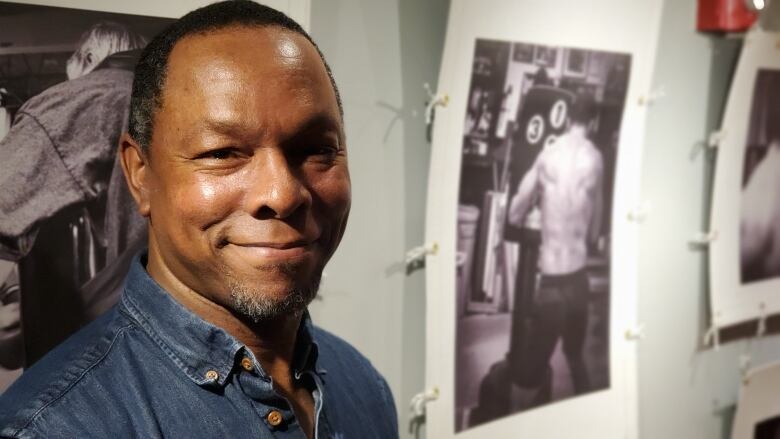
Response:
[424,83,449,126]
[703,323,721,351]
[405,242,439,267]
[756,302,768,338]
[708,130,726,149]
[625,323,646,341]
[638,85,666,106]
[689,230,718,247]
[739,354,752,381]
[627,202,651,224]
[409,387,439,419]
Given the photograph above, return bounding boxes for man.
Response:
[0,2,397,438]
[0,20,146,263]
[0,22,148,366]
[507,95,603,403]
[741,139,780,282]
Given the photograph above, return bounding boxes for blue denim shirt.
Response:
[0,255,398,438]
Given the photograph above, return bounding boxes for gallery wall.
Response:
[638,2,780,439]
[7,0,309,29]
[4,1,780,438]
[308,1,448,438]
[315,1,765,437]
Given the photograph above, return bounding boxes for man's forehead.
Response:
[160,25,331,108]
[168,25,315,75]
[151,24,343,144]
[162,26,336,111]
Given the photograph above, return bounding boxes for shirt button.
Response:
[267,410,283,427]
[241,357,253,371]
[205,370,219,381]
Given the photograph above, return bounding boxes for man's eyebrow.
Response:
[200,118,249,137]
[194,112,342,143]
[293,112,342,135]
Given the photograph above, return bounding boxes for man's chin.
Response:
[227,279,320,323]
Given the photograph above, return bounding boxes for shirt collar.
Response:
[293,313,325,377]
[119,252,322,387]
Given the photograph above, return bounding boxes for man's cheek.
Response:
[312,171,351,206]
[173,181,233,230]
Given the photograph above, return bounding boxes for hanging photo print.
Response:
[710,28,780,330]
[0,1,174,389]
[424,1,662,437]
[731,362,780,439]
[739,69,780,285]
[754,416,780,439]
[455,39,629,432]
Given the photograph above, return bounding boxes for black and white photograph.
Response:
[740,69,780,285]
[455,38,631,431]
[0,2,173,390]
[755,415,780,439]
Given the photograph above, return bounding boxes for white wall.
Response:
[637,2,780,439]
[311,1,780,438]
[308,1,448,438]
[7,0,309,29]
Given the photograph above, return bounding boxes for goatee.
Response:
[228,263,321,323]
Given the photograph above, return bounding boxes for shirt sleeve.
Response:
[0,111,83,261]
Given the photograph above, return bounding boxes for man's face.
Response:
[141,26,350,319]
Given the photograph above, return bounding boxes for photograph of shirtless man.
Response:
[740,69,780,284]
[507,96,603,402]
[454,40,629,431]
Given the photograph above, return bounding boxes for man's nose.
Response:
[246,148,310,219]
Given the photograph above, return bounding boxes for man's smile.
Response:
[225,240,317,262]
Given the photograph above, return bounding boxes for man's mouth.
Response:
[226,240,316,260]
[232,240,310,249]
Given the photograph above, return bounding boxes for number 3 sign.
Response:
[525,115,545,145]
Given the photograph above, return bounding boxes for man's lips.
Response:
[231,240,310,249]
[226,240,316,259]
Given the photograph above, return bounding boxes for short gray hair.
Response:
[67,21,146,79]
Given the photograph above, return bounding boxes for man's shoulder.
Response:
[311,325,390,390]
[571,137,603,171]
[310,326,398,435]
[0,309,138,438]
[19,68,133,118]
[312,326,373,367]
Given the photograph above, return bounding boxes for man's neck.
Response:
[144,242,316,438]
[144,245,303,386]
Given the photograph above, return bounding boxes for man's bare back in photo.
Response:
[509,124,603,275]
[504,110,604,405]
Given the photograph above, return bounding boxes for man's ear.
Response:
[119,133,152,217]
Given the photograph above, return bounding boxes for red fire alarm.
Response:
[698,0,759,32]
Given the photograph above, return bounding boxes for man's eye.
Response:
[309,146,338,157]
[200,148,237,160]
